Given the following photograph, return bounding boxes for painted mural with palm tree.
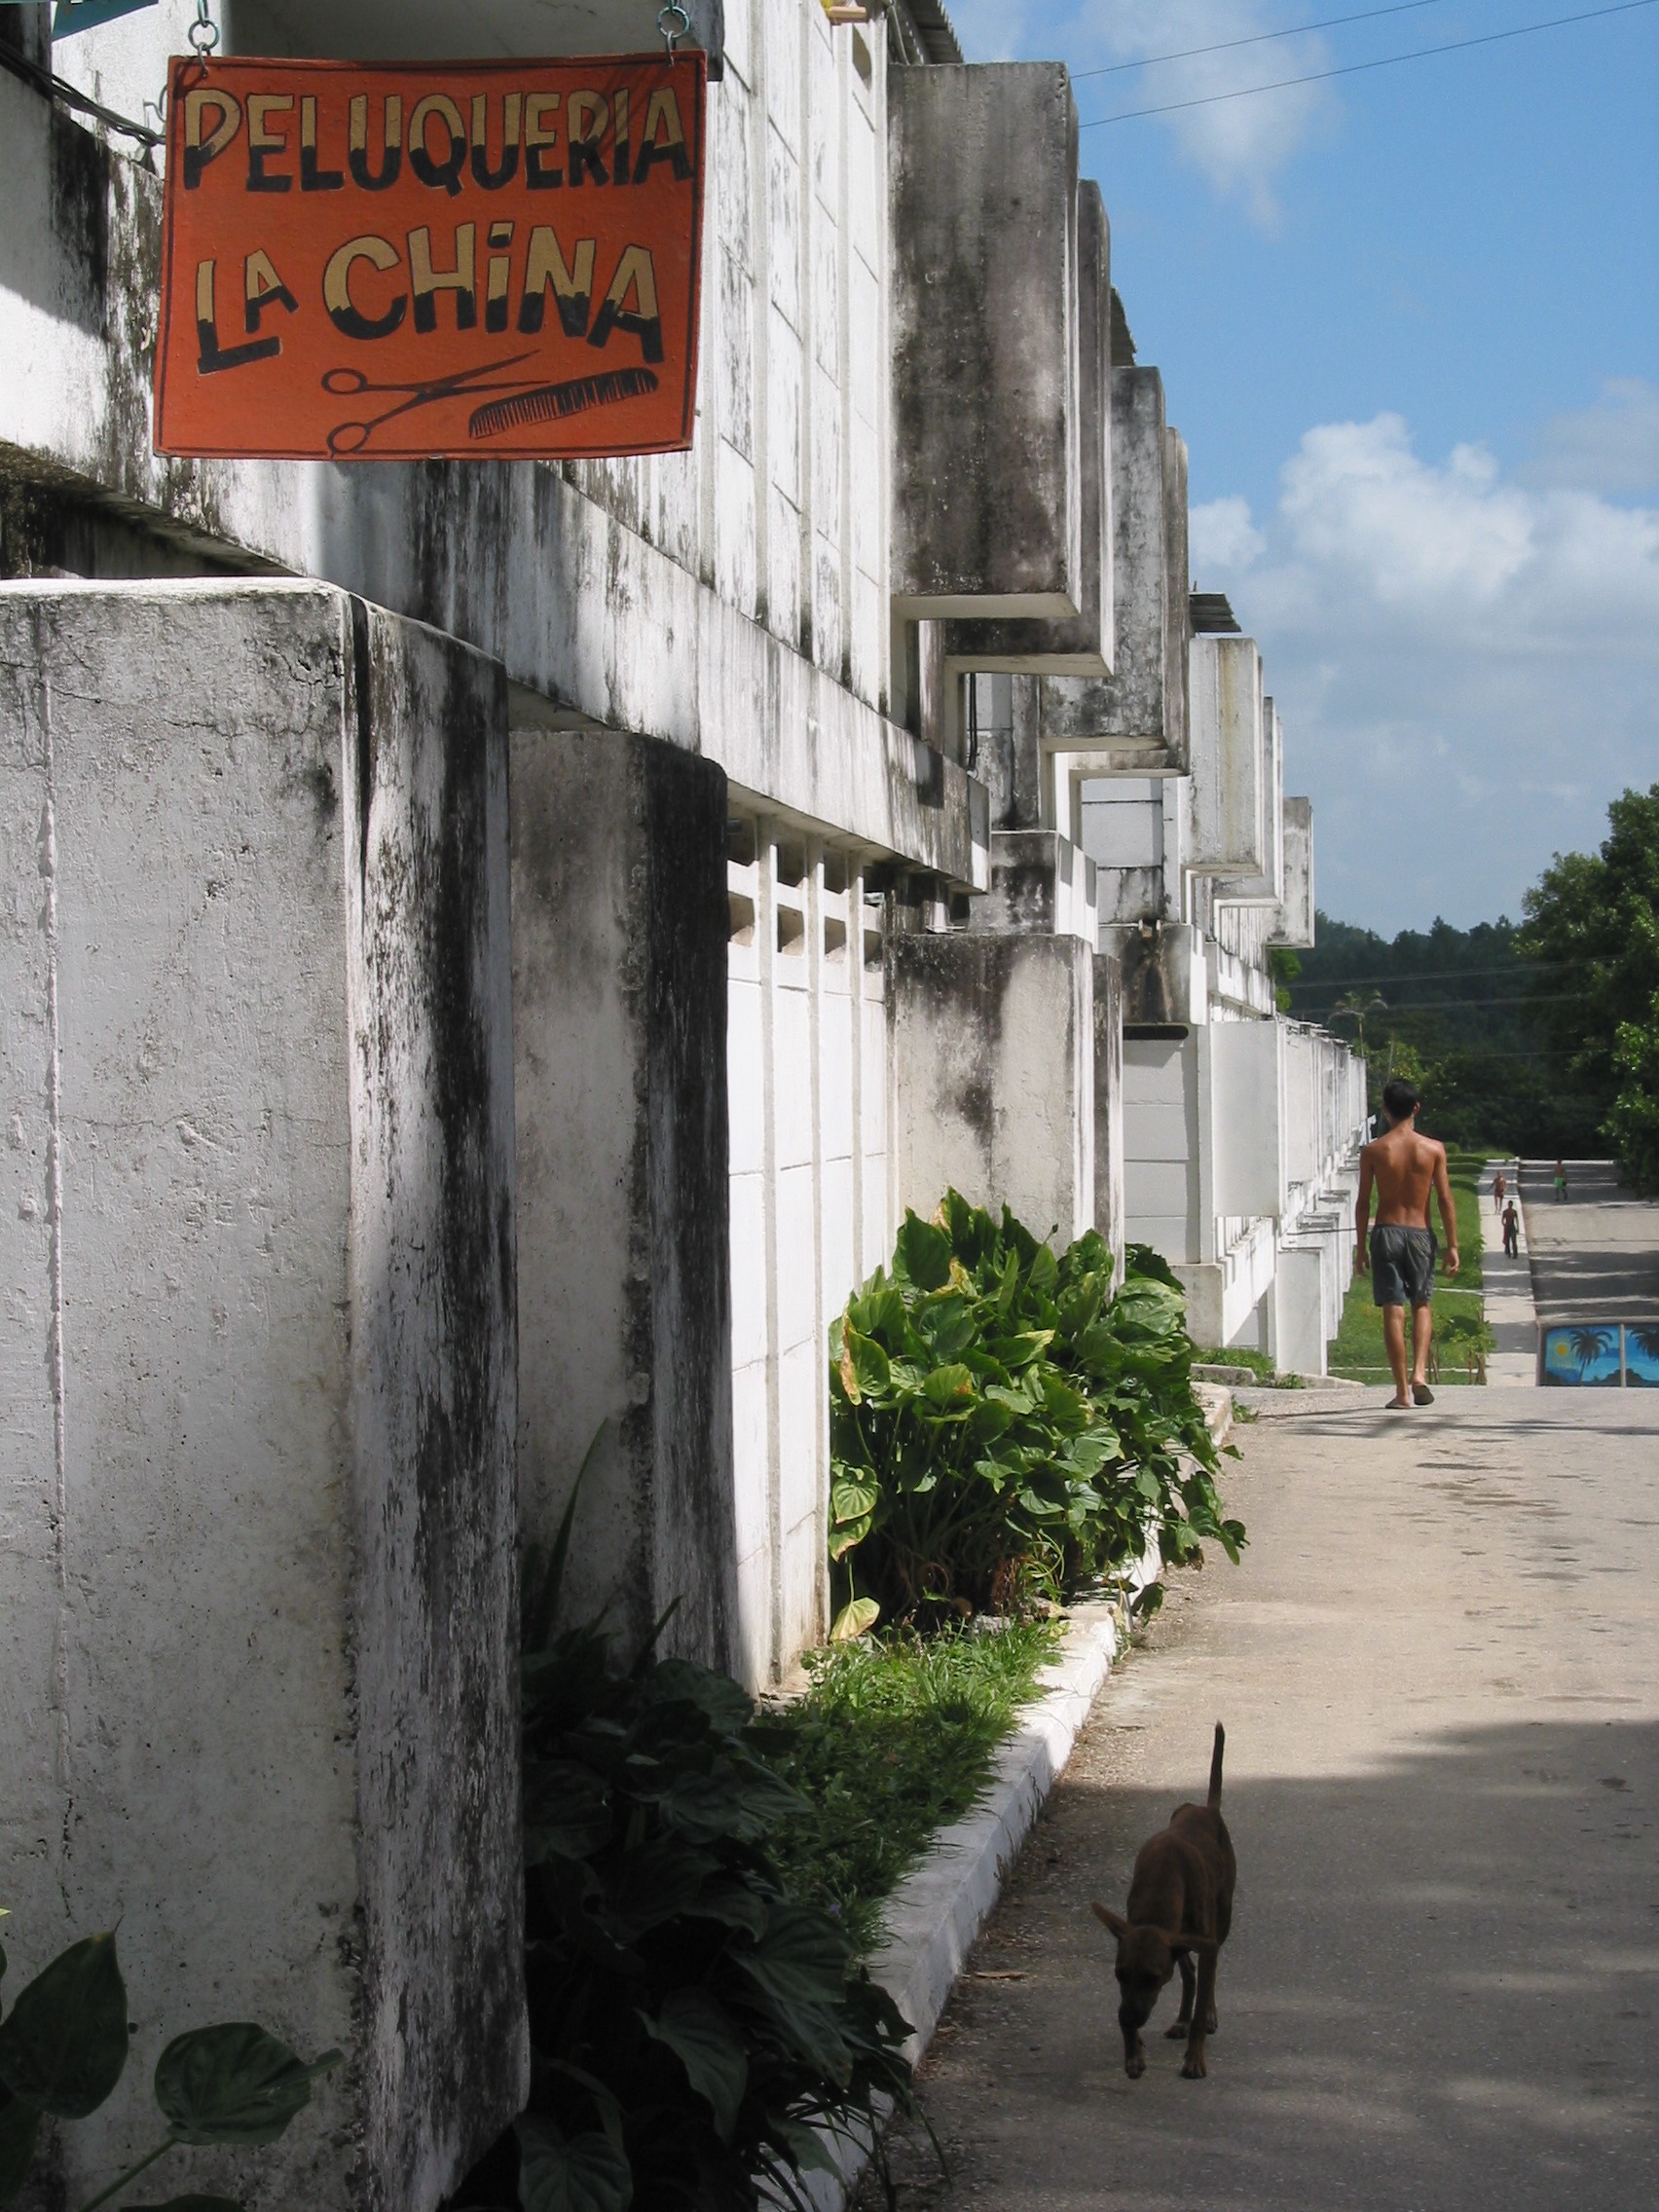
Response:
[1543,1327,1621,1385]
[1568,1326,1616,1382]
[1625,1324,1659,1385]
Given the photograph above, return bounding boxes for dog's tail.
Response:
[1207,1721,1226,1809]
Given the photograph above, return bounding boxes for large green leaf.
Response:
[517,2115,633,2212]
[605,1836,719,1942]
[641,1989,748,2141]
[657,1761,802,1845]
[0,2089,40,2207]
[646,1660,754,1736]
[894,1213,952,1292]
[524,1759,613,1863]
[836,1326,892,1406]
[0,1932,128,2119]
[737,1908,848,2009]
[829,1597,879,1641]
[830,1478,878,1528]
[153,2024,341,2147]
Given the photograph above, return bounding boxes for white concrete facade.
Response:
[0,9,1369,2195]
[1081,626,1365,1370]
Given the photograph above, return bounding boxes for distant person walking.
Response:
[1355,1078,1460,1410]
[1554,1159,1568,1203]
[1502,1198,1521,1258]
[1493,1166,1507,1218]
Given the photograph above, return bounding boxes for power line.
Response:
[1071,0,1443,81]
[1323,992,1586,1011]
[1289,962,1571,989]
[1081,0,1659,127]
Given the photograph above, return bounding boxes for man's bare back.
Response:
[1354,1083,1459,1409]
[1360,1121,1452,1230]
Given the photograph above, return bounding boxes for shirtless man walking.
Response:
[1354,1077,1459,1409]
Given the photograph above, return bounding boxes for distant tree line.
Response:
[1280,784,1659,1189]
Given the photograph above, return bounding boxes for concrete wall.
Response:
[511,726,737,1673]
[0,579,523,2212]
[1274,795,1316,948]
[725,817,893,1685]
[892,933,1094,1247]
[1093,950,1125,1282]
[889,63,1082,617]
[942,178,1113,675]
[1186,636,1265,879]
[1034,371,1190,770]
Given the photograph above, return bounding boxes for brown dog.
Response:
[1090,1722,1235,2080]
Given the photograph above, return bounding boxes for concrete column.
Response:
[1093,951,1125,1283]
[510,725,737,1674]
[0,580,524,2212]
[891,933,1094,1244]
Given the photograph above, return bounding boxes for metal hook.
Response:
[657,2,690,61]
[187,0,220,59]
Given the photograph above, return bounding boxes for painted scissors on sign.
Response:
[321,352,541,457]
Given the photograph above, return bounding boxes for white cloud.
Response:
[1198,414,1659,930]
[1190,493,1266,571]
[1065,0,1339,225]
[1523,378,1659,497]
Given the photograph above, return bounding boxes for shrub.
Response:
[449,1464,923,2212]
[828,1194,1242,1635]
[0,1916,339,2212]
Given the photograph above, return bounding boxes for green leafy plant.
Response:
[448,1437,927,2212]
[828,1194,1242,1636]
[1436,1309,1495,1383]
[0,1911,339,2212]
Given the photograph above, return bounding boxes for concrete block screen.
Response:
[890,63,1082,616]
[1036,368,1190,768]
[0,580,523,2212]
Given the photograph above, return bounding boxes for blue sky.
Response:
[949,0,1659,933]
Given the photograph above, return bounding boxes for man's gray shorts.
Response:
[1371,1225,1436,1309]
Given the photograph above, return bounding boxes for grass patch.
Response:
[1330,1150,1489,1384]
[1195,1346,1304,1386]
[749,1619,1063,1954]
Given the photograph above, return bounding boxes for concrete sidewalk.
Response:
[859,1391,1659,2211]
[1479,1156,1536,1385]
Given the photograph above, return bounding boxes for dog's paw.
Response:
[1164,2020,1190,2039]
[1124,2055,1146,2080]
[1204,2012,1218,2035]
[1180,2050,1208,2080]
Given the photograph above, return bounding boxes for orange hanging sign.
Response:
[154,53,705,461]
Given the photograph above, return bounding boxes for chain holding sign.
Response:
[154,53,706,461]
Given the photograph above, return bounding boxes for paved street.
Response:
[862,1391,1659,2211]
[1522,1161,1659,1325]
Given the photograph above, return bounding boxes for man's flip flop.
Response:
[1386,1395,1412,1409]
[1412,1382,1435,1405]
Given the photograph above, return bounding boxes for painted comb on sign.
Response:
[154,54,706,461]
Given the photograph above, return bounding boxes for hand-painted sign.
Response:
[154,54,705,461]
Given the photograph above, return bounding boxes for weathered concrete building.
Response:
[0,4,1361,2205]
